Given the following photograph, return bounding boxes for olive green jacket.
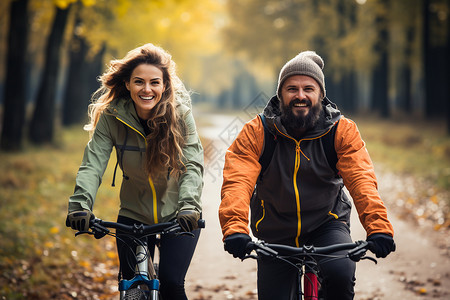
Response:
[68,98,204,224]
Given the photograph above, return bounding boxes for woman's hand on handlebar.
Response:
[65,210,95,232]
[176,210,200,232]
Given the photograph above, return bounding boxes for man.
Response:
[218,51,395,300]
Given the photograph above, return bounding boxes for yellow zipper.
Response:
[293,144,301,247]
[328,211,339,219]
[148,178,158,224]
[255,200,265,232]
[116,117,159,224]
[273,123,336,247]
[274,123,303,247]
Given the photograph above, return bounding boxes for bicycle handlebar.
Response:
[245,240,377,264]
[75,218,206,239]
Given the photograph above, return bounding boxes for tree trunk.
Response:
[447,0,450,134]
[62,11,89,126]
[342,0,357,114]
[29,5,71,144]
[342,72,357,114]
[423,0,448,118]
[0,0,29,151]
[371,0,390,118]
[404,27,414,113]
[87,43,106,101]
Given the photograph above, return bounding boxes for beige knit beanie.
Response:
[276,51,326,100]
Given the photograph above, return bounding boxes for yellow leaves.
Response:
[79,260,92,269]
[93,276,106,283]
[434,219,450,231]
[81,0,96,7]
[417,287,427,295]
[407,197,416,205]
[50,226,60,234]
[430,195,439,204]
[44,241,55,249]
[35,248,43,256]
[106,250,117,260]
[53,0,77,10]
[433,224,443,231]
[116,0,131,18]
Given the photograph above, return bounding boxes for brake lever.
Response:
[75,230,92,237]
[88,223,110,239]
[177,231,195,238]
[241,254,258,261]
[360,256,377,264]
[347,243,377,264]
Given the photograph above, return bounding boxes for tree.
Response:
[371,0,390,118]
[221,0,388,115]
[398,24,414,114]
[29,4,72,144]
[62,5,90,126]
[447,0,450,134]
[423,0,449,119]
[333,0,358,113]
[1,0,29,151]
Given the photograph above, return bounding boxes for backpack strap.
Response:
[321,120,339,176]
[112,123,130,187]
[258,113,277,179]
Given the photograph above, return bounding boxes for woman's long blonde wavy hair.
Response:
[85,43,190,177]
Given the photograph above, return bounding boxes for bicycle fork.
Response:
[119,244,160,299]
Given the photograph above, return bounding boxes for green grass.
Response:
[0,126,120,299]
[354,116,450,192]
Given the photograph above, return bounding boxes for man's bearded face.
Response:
[280,97,322,131]
[279,75,323,131]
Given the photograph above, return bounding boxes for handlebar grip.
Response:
[245,241,255,254]
[89,218,97,227]
[197,219,206,229]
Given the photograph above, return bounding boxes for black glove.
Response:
[367,233,396,258]
[224,233,252,259]
[66,210,94,232]
[177,210,200,232]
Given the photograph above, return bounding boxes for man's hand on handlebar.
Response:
[223,233,252,259]
[367,233,396,258]
[66,210,95,232]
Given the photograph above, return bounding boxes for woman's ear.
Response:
[125,81,130,91]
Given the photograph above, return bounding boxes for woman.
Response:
[66,43,204,299]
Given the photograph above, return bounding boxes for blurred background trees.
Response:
[0,0,449,150]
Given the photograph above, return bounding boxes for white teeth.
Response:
[140,96,154,100]
[294,103,307,107]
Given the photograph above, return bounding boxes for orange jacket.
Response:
[219,99,394,245]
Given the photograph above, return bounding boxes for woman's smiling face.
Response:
[125,63,165,120]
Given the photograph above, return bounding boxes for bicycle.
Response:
[243,239,377,300]
[74,217,205,300]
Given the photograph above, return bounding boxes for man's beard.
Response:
[280,98,322,132]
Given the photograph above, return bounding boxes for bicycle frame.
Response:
[304,269,319,300]
[286,257,320,300]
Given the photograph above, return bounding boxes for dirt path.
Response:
[184,111,450,300]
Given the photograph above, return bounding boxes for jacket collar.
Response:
[107,98,146,135]
[262,95,342,139]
